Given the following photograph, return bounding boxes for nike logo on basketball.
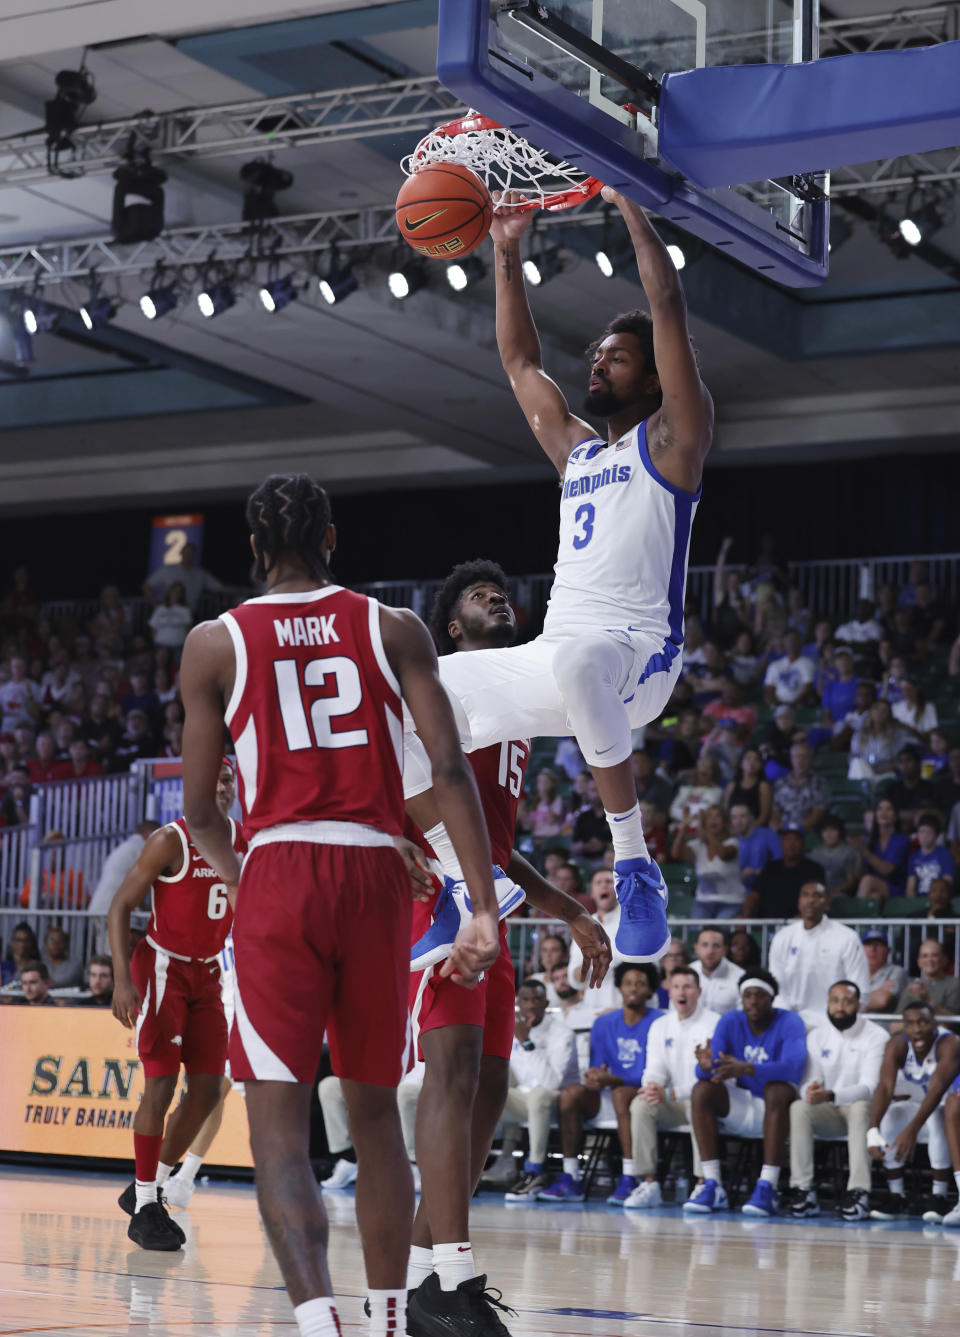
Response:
[405,209,446,231]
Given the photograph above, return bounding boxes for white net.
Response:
[401,113,600,211]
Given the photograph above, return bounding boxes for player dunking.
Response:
[108,758,244,1251]
[403,560,612,1334]
[178,474,501,1337]
[403,187,714,966]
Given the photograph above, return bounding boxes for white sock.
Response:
[293,1296,340,1337]
[605,803,650,863]
[622,1159,636,1176]
[134,1179,157,1211]
[423,822,464,884]
[888,1176,905,1196]
[563,1157,580,1178]
[156,1161,173,1186]
[760,1164,780,1187]
[406,1244,434,1289]
[433,1242,475,1293]
[954,1170,960,1195]
[367,1288,407,1336]
[932,1179,948,1196]
[701,1160,721,1184]
[178,1151,203,1186]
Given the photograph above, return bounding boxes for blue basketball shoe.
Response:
[613,857,671,962]
[742,1180,779,1218]
[682,1180,729,1214]
[410,866,526,970]
[536,1174,586,1203]
[606,1175,638,1205]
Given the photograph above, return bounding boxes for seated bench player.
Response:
[624,965,720,1208]
[684,967,806,1217]
[108,758,245,1250]
[538,963,662,1203]
[923,1079,960,1228]
[786,979,887,1221]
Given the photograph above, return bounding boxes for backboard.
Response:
[437,1,830,287]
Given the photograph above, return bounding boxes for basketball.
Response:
[395,162,492,259]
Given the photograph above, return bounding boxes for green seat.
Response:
[794,707,821,725]
[667,891,694,920]
[883,896,918,918]
[661,861,696,891]
[829,895,879,919]
[829,778,872,799]
[815,753,849,775]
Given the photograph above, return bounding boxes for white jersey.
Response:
[902,1027,952,1098]
[542,419,700,645]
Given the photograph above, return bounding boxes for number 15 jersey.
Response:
[220,586,405,839]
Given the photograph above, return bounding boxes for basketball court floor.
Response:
[1,1167,957,1336]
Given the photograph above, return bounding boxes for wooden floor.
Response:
[1,1168,958,1336]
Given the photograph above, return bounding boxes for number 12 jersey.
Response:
[220,586,406,838]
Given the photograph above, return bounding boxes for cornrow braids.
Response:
[246,473,332,583]
[429,559,511,656]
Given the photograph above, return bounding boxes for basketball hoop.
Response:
[401,112,603,213]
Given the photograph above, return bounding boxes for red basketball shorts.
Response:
[228,841,413,1086]
[130,939,227,1079]
[409,906,515,1062]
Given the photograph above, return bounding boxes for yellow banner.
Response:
[0,1007,253,1167]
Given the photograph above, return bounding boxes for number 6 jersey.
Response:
[220,586,406,839]
[148,816,247,960]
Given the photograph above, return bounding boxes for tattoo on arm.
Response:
[501,249,514,283]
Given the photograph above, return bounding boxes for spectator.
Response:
[61,738,103,781]
[682,614,708,668]
[848,699,909,781]
[658,708,703,781]
[121,668,161,722]
[808,815,861,899]
[768,882,870,1028]
[786,587,811,642]
[52,718,77,760]
[144,541,223,612]
[570,777,611,862]
[723,748,773,827]
[757,704,798,779]
[496,980,581,1201]
[2,565,38,627]
[897,561,932,609]
[685,640,731,707]
[830,680,877,753]
[553,737,587,781]
[19,830,87,909]
[1,921,41,986]
[542,848,570,881]
[41,923,84,988]
[880,654,910,706]
[79,954,115,1006]
[86,820,161,916]
[26,731,66,784]
[764,630,816,707]
[692,926,744,1013]
[523,769,568,841]
[553,862,587,908]
[108,709,157,772]
[551,962,600,1073]
[786,979,889,1220]
[893,678,937,742]
[908,880,956,973]
[712,537,750,649]
[684,967,806,1216]
[0,656,41,732]
[528,932,568,1006]
[895,939,960,1019]
[729,929,762,971]
[631,750,674,814]
[911,582,947,646]
[880,747,938,831]
[906,812,956,897]
[862,929,909,1013]
[820,648,860,724]
[773,742,831,830]
[538,964,662,1204]
[753,582,787,648]
[567,869,625,1013]
[701,681,756,740]
[729,630,761,688]
[924,727,952,779]
[743,825,824,920]
[89,584,128,640]
[853,799,911,903]
[148,582,194,662]
[670,756,724,834]
[0,769,31,827]
[637,801,668,863]
[671,805,745,920]
[153,667,178,708]
[80,689,123,767]
[835,600,884,647]
[867,1002,958,1220]
[624,966,721,1208]
[16,959,53,1006]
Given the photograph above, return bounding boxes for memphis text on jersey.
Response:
[24,1054,141,1130]
[562,464,631,502]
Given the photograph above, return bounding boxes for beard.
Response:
[829,1011,858,1031]
[554,984,578,1001]
[582,386,624,418]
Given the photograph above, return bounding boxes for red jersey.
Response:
[221,586,405,838]
[411,738,530,870]
[148,817,247,960]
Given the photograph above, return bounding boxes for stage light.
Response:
[139,284,177,320]
[259,272,298,313]
[44,66,96,156]
[666,243,686,271]
[897,216,922,247]
[318,255,359,305]
[197,281,236,319]
[112,151,167,244]
[594,248,614,278]
[21,293,58,336]
[79,284,116,331]
[387,258,426,300]
[445,255,486,292]
[522,244,563,287]
[241,159,294,223]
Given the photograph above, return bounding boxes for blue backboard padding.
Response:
[437,0,828,287]
[659,41,960,189]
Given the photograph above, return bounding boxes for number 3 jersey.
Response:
[220,586,406,839]
[543,418,700,645]
[148,816,247,960]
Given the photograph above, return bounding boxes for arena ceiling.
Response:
[0,0,957,513]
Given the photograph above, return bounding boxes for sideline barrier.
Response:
[0,1005,253,1168]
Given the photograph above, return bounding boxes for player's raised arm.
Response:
[380,605,499,983]
[179,620,243,892]
[107,827,182,1027]
[602,188,714,492]
[491,191,596,473]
